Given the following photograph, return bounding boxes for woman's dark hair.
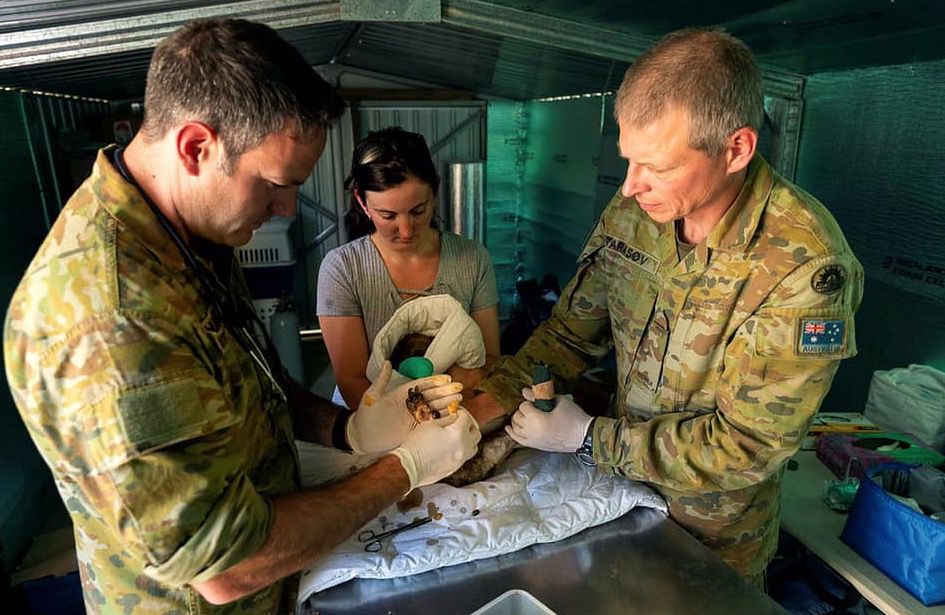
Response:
[343,127,440,240]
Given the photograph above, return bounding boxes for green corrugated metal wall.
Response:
[486,101,527,320]
[487,97,605,320]
[518,98,603,285]
[797,59,945,411]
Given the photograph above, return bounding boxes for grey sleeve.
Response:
[470,243,499,312]
[316,249,362,317]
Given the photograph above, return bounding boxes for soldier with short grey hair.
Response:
[4,18,479,614]
[466,28,863,586]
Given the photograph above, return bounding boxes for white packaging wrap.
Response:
[864,364,945,453]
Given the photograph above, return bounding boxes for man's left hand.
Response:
[347,361,463,454]
[505,388,593,453]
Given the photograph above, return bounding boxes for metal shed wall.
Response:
[797,59,945,411]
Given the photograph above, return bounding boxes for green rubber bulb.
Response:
[398,356,435,379]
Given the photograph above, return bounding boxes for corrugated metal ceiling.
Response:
[1,0,944,101]
[0,1,225,32]
[499,0,945,74]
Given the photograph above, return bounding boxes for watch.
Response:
[332,406,354,452]
[575,418,597,467]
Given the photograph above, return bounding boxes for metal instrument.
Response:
[358,516,434,552]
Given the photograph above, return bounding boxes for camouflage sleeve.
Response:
[478,221,615,413]
[594,253,864,491]
[59,312,273,587]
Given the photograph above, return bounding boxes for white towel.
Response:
[366,294,486,390]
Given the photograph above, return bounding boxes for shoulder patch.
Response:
[811,264,846,294]
[798,318,846,354]
[604,235,660,275]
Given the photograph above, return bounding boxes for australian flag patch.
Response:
[799,318,845,354]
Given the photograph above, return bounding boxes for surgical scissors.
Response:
[358,516,434,552]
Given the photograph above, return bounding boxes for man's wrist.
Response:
[387,448,416,495]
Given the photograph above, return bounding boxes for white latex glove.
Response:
[505,387,593,453]
[346,360,464,454]
[390,408,481,491]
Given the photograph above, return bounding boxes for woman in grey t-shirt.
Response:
[317,128,499,408]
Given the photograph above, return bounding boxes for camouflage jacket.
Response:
[4,148,299,614]
[479,156,863,575]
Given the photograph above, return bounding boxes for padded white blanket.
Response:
[297,449,667,599]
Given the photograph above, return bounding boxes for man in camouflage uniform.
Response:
[4,19,479,614]
[468,28,863,583]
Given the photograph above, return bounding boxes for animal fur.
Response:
[391,332,520,486]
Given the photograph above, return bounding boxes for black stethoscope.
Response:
[111,147,288,403]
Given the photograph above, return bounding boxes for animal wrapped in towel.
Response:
[367,294,519,486]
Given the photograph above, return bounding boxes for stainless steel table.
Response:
[300,507,788,614]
